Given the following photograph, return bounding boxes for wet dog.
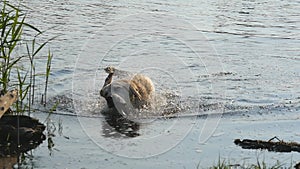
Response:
[100,66,155,114]
[99,66,155,137]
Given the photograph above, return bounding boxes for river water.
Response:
[7,0,300,168]
[22,0,299,107]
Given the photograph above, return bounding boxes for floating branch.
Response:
[234,137,300,153]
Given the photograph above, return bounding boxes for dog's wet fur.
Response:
[100,66,155,111]
[100,66,155,137]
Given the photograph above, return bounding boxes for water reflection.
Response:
[101,108,140,138]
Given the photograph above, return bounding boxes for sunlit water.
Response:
[21,0,299,112]
[6,0,300,168]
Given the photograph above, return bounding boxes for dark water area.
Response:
[3,0,299,168]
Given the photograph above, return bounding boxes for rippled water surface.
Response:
[22,0,299,107]
[8,0,300,168]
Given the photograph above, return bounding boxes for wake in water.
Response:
[97,66,198,123]
[44,67,300,122]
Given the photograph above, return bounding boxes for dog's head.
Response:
[100,80,134,115]
[100,70,155,119]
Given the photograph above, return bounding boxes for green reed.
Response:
[41,50,53,107]
[206,157,289,169]
[0,1,54,114]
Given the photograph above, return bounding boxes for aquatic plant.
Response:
[206,157,290,169]
[0,1,54,113]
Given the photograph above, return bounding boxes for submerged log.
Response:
[234,137,300,153]
[0,89,46,156]
[0,115,46,157]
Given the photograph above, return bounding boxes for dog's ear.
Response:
[129,85,142,102]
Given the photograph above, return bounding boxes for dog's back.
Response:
[129,74,155,108]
